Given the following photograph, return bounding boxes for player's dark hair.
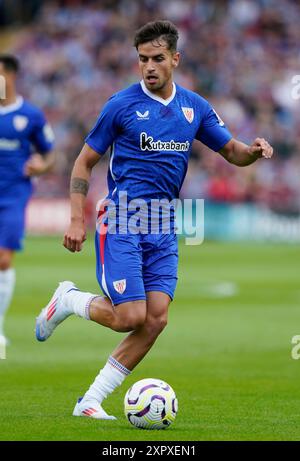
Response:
[134,20,179,52]
[0,54,20,73]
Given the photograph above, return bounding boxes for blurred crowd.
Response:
[3,0,300,215]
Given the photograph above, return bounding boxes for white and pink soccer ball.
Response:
[124,378,178,430]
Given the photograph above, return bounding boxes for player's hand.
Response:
[24,154,47,176]
[63,220,87,252]
[248,138,273,159]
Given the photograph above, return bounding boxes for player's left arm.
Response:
[218,137,273,167]
[197,101,273,166]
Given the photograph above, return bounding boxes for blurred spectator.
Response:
[2,0,300,214]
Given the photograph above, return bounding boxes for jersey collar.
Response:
[0,95,24,115]
[140,80,176,106]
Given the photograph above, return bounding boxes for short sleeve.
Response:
[85,96,121,155]
[30,111,54,154]
[196,101,232,152]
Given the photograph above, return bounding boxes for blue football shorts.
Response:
[0,202,27,251]
[95,224,178,305]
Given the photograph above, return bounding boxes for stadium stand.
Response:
[1,0,299,227]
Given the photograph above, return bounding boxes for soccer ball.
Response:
[124,378,178,429]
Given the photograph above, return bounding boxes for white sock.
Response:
[0,268,16,336]
[63,288,99,320]
[83,356,131,404]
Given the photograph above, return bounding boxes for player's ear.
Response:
[172,52,180,68]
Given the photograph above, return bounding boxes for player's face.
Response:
[138,40,179,99]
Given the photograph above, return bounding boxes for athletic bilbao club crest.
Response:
[181,107,194,123]
[13,115,28,131]
[113,279,126,294]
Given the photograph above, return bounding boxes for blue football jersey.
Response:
[86,81,232,204]
[0,96,54,204]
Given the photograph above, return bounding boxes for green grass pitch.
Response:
[0,236,299,441]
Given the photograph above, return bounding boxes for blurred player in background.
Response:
[0,54,55,346]
[35,21,273,420]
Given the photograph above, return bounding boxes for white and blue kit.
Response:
[0,96,54,250]
[85,81,232,304]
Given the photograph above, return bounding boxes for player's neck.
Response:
[151,81,174,100]
[0,90,18,107]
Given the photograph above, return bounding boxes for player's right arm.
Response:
[63,143,101,253]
